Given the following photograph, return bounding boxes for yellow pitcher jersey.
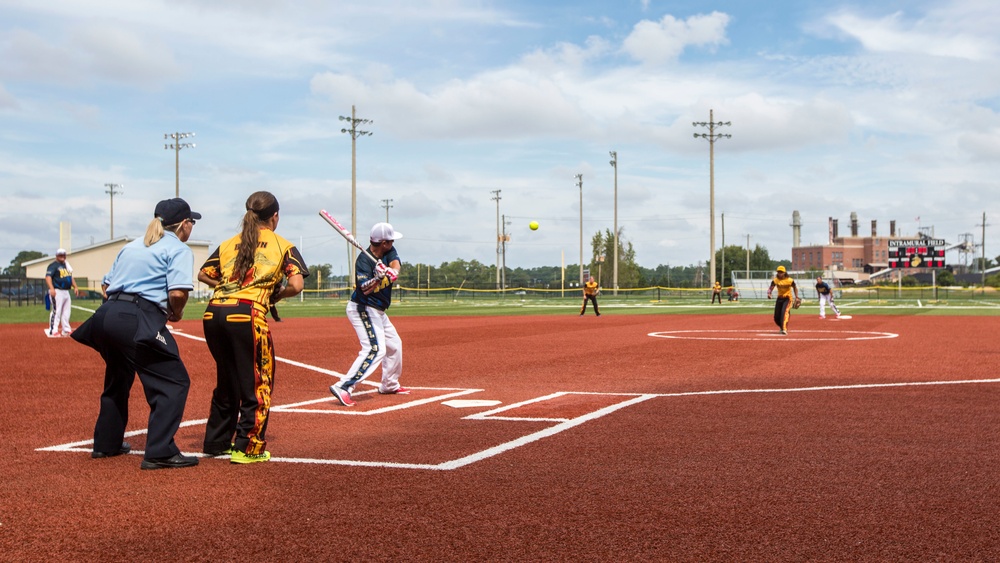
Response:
[200,228,308,307]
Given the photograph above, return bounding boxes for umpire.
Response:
[72,198,201,470]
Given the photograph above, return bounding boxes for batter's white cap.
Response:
[56,248,67,256]
[370,222,402,242]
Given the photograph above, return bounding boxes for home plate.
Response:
[442,400,502,408]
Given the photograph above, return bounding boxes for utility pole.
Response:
[104,183,123,239]
[380,198,393,222]
[163,132,195,198]
[609,150,619,295]
[979,212,989,292]
[693,109,731,286]
[746,234,751,278]
[491,190,502,290]
[501,214,511,291]
[721,212,725,288]
[576,173,584,285]
[339,105,372,285]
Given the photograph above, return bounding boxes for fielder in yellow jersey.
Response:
[580,275,600,316]
[198,191,308,464]
[767,265,800,335]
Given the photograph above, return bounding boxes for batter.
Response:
[330,222,408,407]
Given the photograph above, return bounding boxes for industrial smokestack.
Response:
[832,219,839,240]
[871,220,877,237]
[791,210,802,248]
[890,220,896,237]
[850,212,858,237]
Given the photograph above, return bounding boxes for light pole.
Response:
[163,132,195,198]
[609,150,618,295]
[501,214,511,291]
[104,183,123,239]
[381,198,393,222]
[339,105,372,284]
[491,190,502,290]
[693,109,731,286]
[746,234,751,278]
[597,255,605,286]
[576,173,584,285]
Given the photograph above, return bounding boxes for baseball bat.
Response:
[318,210,380,264]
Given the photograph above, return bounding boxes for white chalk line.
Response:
[40,320,999,470]
[649,329,898,341]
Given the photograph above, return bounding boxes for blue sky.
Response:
[1,0,998,279]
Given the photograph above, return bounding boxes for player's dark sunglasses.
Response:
[186,219,197,225]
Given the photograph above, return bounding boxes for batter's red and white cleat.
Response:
[378,386,410,395]
[329,383,355,407]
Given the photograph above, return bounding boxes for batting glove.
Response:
[374,262,389,279]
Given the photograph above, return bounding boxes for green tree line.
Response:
[7,238,1000,289]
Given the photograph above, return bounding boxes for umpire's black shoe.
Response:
[92,442,131,459]
[140,453,199,470]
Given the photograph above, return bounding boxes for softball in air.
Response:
[529,221,539,230]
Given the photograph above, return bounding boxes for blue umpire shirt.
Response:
[104,231,194,313]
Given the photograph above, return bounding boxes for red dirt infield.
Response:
[3,313,1000,560]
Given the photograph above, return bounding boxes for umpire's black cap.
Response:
[154,198,202,226]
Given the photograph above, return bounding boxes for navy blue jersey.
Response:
[350,247,399,311]
[46,260,74,290]
[816,281,832,295]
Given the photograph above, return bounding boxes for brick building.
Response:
[791,212,903,275]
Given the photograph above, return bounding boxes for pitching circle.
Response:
[648,329,898,341]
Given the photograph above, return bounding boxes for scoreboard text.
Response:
[888,239,945,268]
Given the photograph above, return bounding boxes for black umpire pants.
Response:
[78,295,190,459]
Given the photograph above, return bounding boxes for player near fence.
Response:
[330,222,408,407]
[72,197,201,469]
[198,191,308,464]
[815,277,841,319]
[580,275,601,316]
[45,248,79,337]
[767,265,800,335]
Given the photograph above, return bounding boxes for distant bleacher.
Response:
[730,270,845,300]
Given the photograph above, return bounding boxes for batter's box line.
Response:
[465,391,651,422]
[269,393,660,471]
[273,387,483,415]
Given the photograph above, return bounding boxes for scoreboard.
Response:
[888,239,945,268]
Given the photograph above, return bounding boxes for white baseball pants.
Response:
[818,293,840,318]
[49,289,72,334]
[342,301,403,393]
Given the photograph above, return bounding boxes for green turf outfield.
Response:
[5,294,1000,324]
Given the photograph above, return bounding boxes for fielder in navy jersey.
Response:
[815,277,841,319]
[329,222,408,407]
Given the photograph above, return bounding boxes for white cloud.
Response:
[621,11,730,66]
[0,27,180,89]
[827,5,1000,61]
[0,83,18,109]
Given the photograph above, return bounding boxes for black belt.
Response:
[107,292,142,303]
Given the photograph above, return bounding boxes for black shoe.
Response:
[140,453,200,470]
[203,445,235,456]
[92,442,131,459]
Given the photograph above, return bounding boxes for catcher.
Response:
[767,265,800,335]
